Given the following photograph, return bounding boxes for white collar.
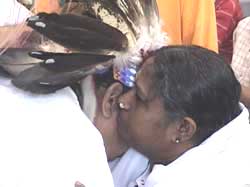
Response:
[146,104,250,187]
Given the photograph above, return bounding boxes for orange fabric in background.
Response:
[157,0,218,52]
[34,0,61,13]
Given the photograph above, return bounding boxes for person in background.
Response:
[231,17,250,108]
[215,0,243,64]
[156,0,218,53]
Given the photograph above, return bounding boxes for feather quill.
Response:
[29,51,115,72]
[12,59,112,93]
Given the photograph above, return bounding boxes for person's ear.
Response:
[102,82,123,118]
[173,117,197,143]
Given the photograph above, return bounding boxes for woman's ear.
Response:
[174,117,197,143]
[102,82,123,118]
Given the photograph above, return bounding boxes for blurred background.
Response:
[240,0,250,16]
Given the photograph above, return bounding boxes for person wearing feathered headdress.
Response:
[0,0,167,186]
[0,1,125,187]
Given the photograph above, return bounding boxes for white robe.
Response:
[146,104,250,187]
[0,77,114,187]
[112,104,250,187]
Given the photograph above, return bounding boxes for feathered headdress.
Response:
[0,0,167,93]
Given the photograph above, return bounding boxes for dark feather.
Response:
[12,59,112,94]
[27,13,128,52]
[12,64,63,93]
[0,48,39,76]
[29,51,115,72]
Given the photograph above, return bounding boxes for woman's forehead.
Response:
[137,57,155,80]
[135,57,156,97]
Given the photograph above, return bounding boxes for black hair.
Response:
[152,45,241,144]
[94,67,116,90]
[71,67,115,109]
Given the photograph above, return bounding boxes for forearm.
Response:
[0,24,33,48]
[241,85,250,108]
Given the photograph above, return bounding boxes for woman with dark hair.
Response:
[117,45,250,187]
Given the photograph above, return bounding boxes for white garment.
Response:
[0,0,30,26]
[110,148,149,187]
[145,104,250,187]
[0,77,114,187]
[113,105,250,187]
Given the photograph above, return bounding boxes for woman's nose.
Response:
[118,89,135,111]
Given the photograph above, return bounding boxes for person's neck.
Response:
[152,142,194,166]
[106,143,128,161]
